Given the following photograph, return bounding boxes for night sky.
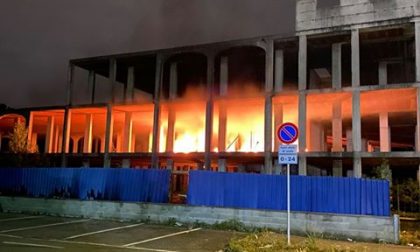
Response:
[0,0,296,108]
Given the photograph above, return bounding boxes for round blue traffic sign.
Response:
[277,122,298,144]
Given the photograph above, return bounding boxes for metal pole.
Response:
[287,163,291,245]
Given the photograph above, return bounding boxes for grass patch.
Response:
[400,230,420,247]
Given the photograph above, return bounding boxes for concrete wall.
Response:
[296,0,420,34]
[0,196,399,243]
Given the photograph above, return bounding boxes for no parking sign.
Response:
[277,123,298,164]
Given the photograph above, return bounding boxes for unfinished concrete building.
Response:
[1,0,420,184]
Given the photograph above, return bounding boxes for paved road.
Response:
[0,212,239,251]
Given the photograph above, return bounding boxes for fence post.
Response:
[393,214,400,244]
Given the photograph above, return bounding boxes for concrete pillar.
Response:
[351,29,360,87]
[346,128,352,151]
[62,109,71,154]
[126,66,135,103]
[332,43,342,89]
[58,134,63,153]
[380,112,391,152]
[166,62,177,153]
[103,104,114,168]
[378,62,387,86]
[274,49,284,92]
[83,114,93,153]
[299,35,307,90]
[72,136,81,154]
[352,90,362,177]
[27,112,34,149]
[88,70,96,104]
[151,55,163,168]
[131,133,136,152]
[218,56,228,153]
[31,133,38,150]
[204,53,215,170]
[109,58,117,103]
[218,159,226,172]
[415,21,420,82]
[273,104,283,151]
[298,93,307,175]
[122,112,133,152]
[116,134,123,152]
[45,116,55,153]
[53,127,60,153]
[416,88,420,152]
[66,63,74,106]
[332,160,343,177]
[264,40,274,174]
[332,101,343,152]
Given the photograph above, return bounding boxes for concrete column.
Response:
[204,53,215,170]
[218,159,226,172]
[299,35,307,90]
[378,62,387,86]
[123,112,133,153]
[103,104,114,168]
[380,112,391,152]
[274,49,284,92]
[53,127,60,153]
[218,56,228,153]
[27,112,34,149]
[151,55,163,168]
[332,159,343,177]
[169,63,178,100]
[66,63,74,106]
[351,29,360,87]
[126,66,135,103]
[45,116,55,153]
[62,109,71,154]
[131,133,136,152]
[88,70,96,104]
[83,114,93,153]
[416,88,420,152]
[109,58,117,103]
[31,133,38,150]
[298,93,307,175]
[352,90,362,177]
[72,136,81,154]
[273,104,283,151]
[332,101,343,152]
[346,128,353,151]
[116,134,123,152]
[415,21,420,82]
[166,62,177,153]
[58,134,63,153]
[332,43,342,89]
[264,40,274,174]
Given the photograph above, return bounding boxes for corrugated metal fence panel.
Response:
[0,168,170,203]
[187,171,390,216]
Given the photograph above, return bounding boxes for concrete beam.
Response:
[126,66,135,103]
[351,29,360,87]
[416,21,420,82]
[274,49,284,93]
[204,53,215,170]
[332,101,343,152]
[264,40,274,174]
[45,116,55,153]
[332,43,342,89]
[103,104,114,168]
[299,35,307,90]
[379,112,391,152]
[123,112,133,153]
[88,70,96,104]
[298,93,307,175]
[83,114,93,153]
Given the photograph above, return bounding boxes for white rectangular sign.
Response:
[278,145,298,164]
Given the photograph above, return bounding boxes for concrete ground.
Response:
[0,212,239,252]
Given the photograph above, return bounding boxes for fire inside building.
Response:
[1,0,420,187]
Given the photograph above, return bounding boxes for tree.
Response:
[8,121,37,154]
[373,158,392,184]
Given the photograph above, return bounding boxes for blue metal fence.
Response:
[187,171,390,216]
[0,168,170,203]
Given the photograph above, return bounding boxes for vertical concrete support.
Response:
[273,104,283,151]
[378,62,387,86]
[126,66,135,103]
[204,53,215,170]
[53,127,60,153]
[264,40,274,174]
[151,55,163,168]
[103,104,114,168]
[218,159,226,173]
[166,62,178,153]
[83,114,93,153]
[332,43,342,89]
[380,112,391,152]
[346,129,353,151]
[109,58,117,103]
[218,56,228,153]
[61,108,71,167]
[332,160,343,177]
[298,93,307,175]
[169,63,178,100]
[123,112,133,153]
[352,91,362,178]
[88,70,96,104]
[27,112,34,149]
[415,21,420,82]
[332,101,343,152]
[299,35,307,90]
[66,63,74,106]
[274,49,284,92]
[45,116,55,153]
[351,29,360,87]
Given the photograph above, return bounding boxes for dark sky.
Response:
[0,0,295,108]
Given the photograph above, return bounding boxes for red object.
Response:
[277,122,299,144]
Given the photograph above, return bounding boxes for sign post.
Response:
[277,122,299,246]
